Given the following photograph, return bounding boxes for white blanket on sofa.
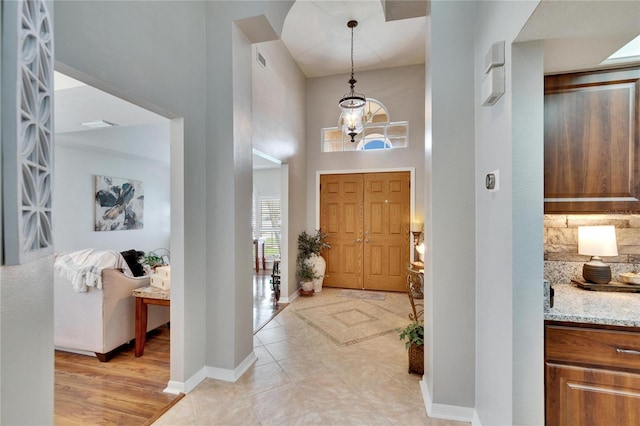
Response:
[54,249,133,292]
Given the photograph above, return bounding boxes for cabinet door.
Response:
[546,363,640,425]
[544,66,640,213]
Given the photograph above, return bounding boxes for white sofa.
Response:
[54,268,170,361]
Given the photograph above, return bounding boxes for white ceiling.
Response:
[517,0,640,74]
[281,0,426,78]
[54,0,639,162]
[54,73,168,134]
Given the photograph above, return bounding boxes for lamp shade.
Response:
[578,226,618,257]
[411,221,423,233]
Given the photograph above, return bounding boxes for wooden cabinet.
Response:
[544,66,640,213]
[545,322,640,425]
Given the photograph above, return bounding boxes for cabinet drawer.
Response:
[546,324,640,371]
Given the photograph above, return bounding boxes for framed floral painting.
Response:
[94,175,144,231]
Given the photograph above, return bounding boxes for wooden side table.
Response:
[132,286,170,357]
[253,239,266,272]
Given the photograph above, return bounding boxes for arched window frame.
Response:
[322,99,409,152]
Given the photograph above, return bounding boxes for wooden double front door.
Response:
[320,172,410,292]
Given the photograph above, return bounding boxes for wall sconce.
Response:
[578,225,618,284]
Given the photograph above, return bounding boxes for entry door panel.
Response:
[364,173,410,292]
[320,174,363,289]
[320,172,410,292]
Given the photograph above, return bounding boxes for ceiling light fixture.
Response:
[338,20,366,143]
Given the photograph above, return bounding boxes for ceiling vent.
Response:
[257,51,266,68]
[80,120,118,129]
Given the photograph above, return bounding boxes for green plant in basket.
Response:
[398,321,424,349]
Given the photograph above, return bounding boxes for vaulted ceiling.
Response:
[54,0,639,155]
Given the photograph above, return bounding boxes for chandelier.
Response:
[338,20,366,143]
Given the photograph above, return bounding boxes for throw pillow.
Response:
[120,249,145,277]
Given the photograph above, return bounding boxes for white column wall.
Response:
[473,1,542,425]
[424,1,476,413]
[511,40,544,426]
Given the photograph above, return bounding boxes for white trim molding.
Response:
[420,379,476,423]
[472,410,484,426]
[206,351,257,383]
[164,351,258,395]
[164,366,206,394]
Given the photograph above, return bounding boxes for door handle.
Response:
[616,348,640,356]
[365,239,370,244]
[354,238,362,243]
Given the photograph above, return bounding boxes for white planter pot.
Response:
[300,280,314,291]
[307,253,326,293]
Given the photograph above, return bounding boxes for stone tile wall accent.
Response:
[545,214,640,263]
[544,214,640,283]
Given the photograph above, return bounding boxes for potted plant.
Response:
[296,258,318,294]
[398,321,424,375]
[142,252,164,269]
[297,229,330,292]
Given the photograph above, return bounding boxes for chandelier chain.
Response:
[350,24,355,86]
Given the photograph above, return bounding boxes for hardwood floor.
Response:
[55,272,285,425]
[253,269,288,333]
[54,325,182,426]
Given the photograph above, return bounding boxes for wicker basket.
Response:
[408,342,424,375]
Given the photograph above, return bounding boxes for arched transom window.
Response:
[322,99,409,152]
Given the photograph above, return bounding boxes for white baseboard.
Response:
[166,351,258,394]
[164,365,206,394]
[420,378,476,423]
[471,410,483,426]
[163,380,186,395]
[205,350,257,382]
[281,289,298,304]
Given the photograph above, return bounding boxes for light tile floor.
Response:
[153,288,469,426]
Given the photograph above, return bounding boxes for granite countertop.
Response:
[544,281,640,327]
[132,285,171,300]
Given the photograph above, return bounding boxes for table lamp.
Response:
[578,225,618,284]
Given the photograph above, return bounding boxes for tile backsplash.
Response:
[544,214,640,283]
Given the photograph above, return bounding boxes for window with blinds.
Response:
[257,197,281,259]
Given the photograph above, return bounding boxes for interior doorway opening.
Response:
[252,149,289,331]
[51,63,185,420]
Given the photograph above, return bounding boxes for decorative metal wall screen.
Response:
[2,0,54,265]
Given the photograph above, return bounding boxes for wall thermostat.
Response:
[486,169,499,192]
[485,174,495,190]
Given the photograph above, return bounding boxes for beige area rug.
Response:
[294,299,408,346]
[338,289,386,301]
